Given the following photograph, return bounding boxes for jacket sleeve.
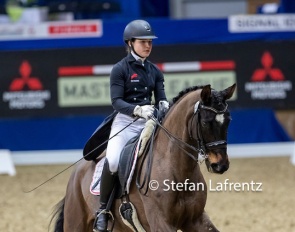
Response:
[153,67,167,105]
[110,63,136,116]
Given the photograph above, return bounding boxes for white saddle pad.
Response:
[90,157,105,195]
[90,119,156,196]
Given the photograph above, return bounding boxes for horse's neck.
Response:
[165,91,200,141]
[157,96,201,181]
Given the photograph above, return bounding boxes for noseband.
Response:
[189,101,228,157]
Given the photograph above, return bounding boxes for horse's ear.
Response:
[222,83,236,100]
[200,85,211,104]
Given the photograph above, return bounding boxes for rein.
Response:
[150,115,206,163]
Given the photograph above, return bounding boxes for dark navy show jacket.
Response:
[110,53,167,116]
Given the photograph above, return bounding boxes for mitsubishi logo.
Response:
[245,51,292,100]
[3,60,51,110]
[9,60,43,91]
[251,51,284,81]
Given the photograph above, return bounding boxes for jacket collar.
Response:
[131,51,146,63]
[127,53,149,66]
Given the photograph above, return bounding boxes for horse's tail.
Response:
[49,197,65,232]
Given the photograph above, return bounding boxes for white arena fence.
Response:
[1,142,295,176]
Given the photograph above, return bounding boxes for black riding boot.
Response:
[93,159,116,232]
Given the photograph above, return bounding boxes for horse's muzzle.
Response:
[205,152,229,174]
[209,161,229,174]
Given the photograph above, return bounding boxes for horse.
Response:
[50,83,236,232]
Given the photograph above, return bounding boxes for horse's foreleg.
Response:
[148,220,178,232]
[63,162,97,232]
[63,190,93,232]
[182,211,219,232]
[197,211,219,232]
[143,207,178,232]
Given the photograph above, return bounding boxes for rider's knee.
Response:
[106,157,119,173]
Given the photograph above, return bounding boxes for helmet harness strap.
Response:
[129,40,144,59]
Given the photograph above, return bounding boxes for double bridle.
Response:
[151,101,229,163]
[189,101,229,155]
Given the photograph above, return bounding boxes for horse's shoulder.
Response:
[72,159,95,179]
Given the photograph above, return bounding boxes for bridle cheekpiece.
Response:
[190,101,229,158]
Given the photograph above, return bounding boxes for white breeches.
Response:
[106,113,146,173]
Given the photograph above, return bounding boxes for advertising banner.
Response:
[0,20,102,41]
[0,41,294,118]
[229,14,295,32]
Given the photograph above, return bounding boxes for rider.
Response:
[93,19,169,232]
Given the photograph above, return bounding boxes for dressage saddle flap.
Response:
[118,135,140,194]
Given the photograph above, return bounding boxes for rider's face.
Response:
[131,39,152,58]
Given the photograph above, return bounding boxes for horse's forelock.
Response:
[211,90,227,110]
[211,90,222,102]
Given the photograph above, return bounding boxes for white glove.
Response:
[159,100,169,113]
[133,105,154,120]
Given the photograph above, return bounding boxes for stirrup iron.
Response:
[93,209,115,232]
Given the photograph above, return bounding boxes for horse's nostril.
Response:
[211,163,228,174]
[211,163,219,170]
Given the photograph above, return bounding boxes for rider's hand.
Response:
[159,100,169,113]
[133,105,154,120]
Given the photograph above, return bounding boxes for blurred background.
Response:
[0,0,294,170]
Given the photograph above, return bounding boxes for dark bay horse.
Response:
[51,84,236,232]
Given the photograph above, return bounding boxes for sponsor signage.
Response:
[2,60,51,110]
[57,71,237,107]
[0,41,295,118]
[229,14,295,32]
[57,61,237,107]
[164,72,237,101]
[0,20,102,40]
[58,76,111,107]
[244,51,292,100]
[237,48,295,109]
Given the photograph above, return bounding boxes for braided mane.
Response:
[171,85,204,105]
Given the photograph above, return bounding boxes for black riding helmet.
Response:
[123,19,158,44]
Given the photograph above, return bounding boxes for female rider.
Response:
[93,19,169,232]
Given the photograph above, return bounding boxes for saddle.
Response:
[90,119,157,232]
[90,119,156,197]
